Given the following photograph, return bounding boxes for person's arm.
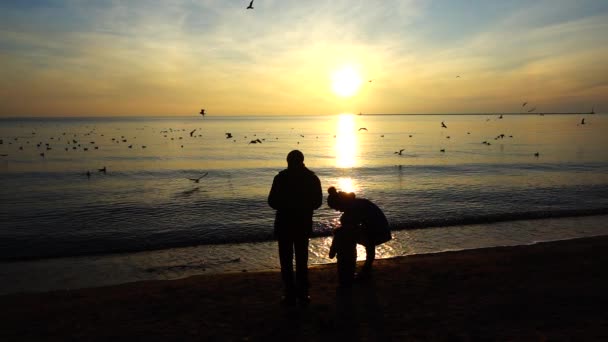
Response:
[311,175,323,210]
[268,175,282,210]
[329,235,337,259]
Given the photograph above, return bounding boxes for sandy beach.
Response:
[2,235,608,341]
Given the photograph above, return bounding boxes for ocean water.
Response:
[1,113,608,263]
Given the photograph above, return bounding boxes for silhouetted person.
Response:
[329,223,358,288]
[268,150,322,305]
[327,187,391,279]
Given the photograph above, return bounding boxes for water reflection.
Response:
[335,114,357,168]
[337,177,357,193]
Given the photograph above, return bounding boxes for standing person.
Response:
[268,150,322,305]
[327,186,391,279]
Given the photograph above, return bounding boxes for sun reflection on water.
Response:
[335,114,357,168]
[337,177,357,193]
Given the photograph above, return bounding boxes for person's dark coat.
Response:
[268,166,322,237]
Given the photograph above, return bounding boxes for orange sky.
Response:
[1,1,606,116]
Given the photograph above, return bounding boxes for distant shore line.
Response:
[359,112,596,116]
[0,112,601,120]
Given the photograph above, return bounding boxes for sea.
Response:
[1,113,607,294]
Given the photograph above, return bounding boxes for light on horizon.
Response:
[335,113,357,168]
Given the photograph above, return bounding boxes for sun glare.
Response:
[335,113,357,168]
[331,65,363,97]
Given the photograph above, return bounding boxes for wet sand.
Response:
[2,235,608,341]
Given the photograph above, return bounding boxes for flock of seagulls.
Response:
[0,106,596,183]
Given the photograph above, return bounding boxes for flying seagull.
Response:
[441,121,447,128]
[527,107,536,113]
[358,127,368,131]
[190,129,197,137]
[200,109,205,116]
[522,102,527,107]
[394,149,405,155]
[225,132,233,139]
[246,0,254,9]
[189,172,208,183]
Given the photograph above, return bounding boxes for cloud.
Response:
[0,0,606,115]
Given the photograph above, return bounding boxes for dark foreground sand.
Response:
[2,235,608,341]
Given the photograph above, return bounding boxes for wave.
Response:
[1,208,607,262]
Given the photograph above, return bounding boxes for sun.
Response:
[331,65,363,97]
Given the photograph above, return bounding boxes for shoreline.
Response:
[1,214,607,296]
[2,235,608,340]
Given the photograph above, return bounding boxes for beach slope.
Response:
[2,235,608,341]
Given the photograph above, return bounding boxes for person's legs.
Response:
[278,232,296,302]
[357,242,375,279]
[294,233,310,302]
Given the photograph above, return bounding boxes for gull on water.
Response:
[188,172,208,183]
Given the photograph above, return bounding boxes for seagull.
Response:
[581,118,586,125]
[249,139,262,144]
[246,0,254,9]
[358,128,368,131]
[527,107,536,113]
[200,109,205,116]
[441,121,447,128]
[225,132,233,139]
[98,166,107,173]
[188,172,208,183]
[522,102,527,107]
[534,152,539,157]
[440,149,445,153]
[394,149,405,155]
[190,129,197,137]
[499,115,503,119]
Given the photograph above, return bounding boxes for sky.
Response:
[0,0,607,116]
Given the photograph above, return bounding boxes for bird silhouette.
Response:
[441,121,447,128]
[188,172,208,183]
[225,132,233,139]
[246,0,254,9]
[534,152,540,157]
[527,107,536,113]
[200,109,205,116]
[394,149,405,155]
[249,139,262,144]
[522,102,527,107]
[98,166,107,173]
[190,129,197,137]
[499,115,503,119]
[358,128,368,131]
[581,118,586,125]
